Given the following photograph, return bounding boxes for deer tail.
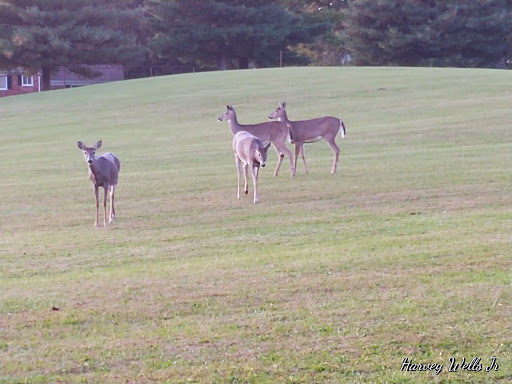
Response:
[340,120,346,138]
[286,123,294,143]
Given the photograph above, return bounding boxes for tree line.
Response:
[1,0,510,91]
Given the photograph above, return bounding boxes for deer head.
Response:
[268,101,287,121]
[218,105,236,122]
[77,140,102,165]
[255,142,271,168]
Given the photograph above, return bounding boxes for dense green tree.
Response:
[0,0,145,90]
[342,0,512,68]
[281,0,348,65]
[146,0,330,71]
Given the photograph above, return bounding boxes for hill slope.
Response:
[1,67,511,383]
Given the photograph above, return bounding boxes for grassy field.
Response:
[1,66,511,384]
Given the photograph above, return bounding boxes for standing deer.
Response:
[219,105,295,177]
[268,102,346,174]
[77,140,120,227]
[233,131,271,204]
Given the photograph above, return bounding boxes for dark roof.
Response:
[51,65,124,87]
[0,68,39,76]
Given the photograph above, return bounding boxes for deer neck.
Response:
[279,110,291,124]
[228,114,243,134]
[88,162,101,185]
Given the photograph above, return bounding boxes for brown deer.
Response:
[232,131,271,204]
[268,102,346,174]
[219,105,295,177]
[77,140,120,227]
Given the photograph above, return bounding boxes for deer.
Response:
[268,102,346,174]
[232,131,271,204]
[77,140,120,227]
[218,105,295,177]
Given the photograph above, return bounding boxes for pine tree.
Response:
[430,0,512,67]
[0,0,144,90]
[146,0,330,71]
[342,0,511,68]
[281,0,349,66]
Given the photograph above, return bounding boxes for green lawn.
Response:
[1,67,511,383]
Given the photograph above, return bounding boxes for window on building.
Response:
[0,76,8,90]
[21,75,33,86]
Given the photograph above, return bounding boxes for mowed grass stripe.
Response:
[1,67,511,383]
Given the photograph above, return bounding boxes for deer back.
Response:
[291,116,342,142]
[239,121,289,146]
[233,132,266,165]
[89,153,120,187]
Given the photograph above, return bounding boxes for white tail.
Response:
[219,105,295,177]
[232,131,271,204]
[77,140,120,227]
[268,102,346,174]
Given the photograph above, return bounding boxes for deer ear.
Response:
[264,143,271,152]
[96,140,102,149]
[227,105,233,110]
[281,102,286,108]
[78,141,84,150]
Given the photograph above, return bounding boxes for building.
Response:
[0,69,41,97]
[0,65,124,97]
[50,65,125,89]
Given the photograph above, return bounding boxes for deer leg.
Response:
[94,185,100,227]
[272,144,284,177]
[294,144,301,174]
[235,156,242,199]
[286,146,296,177]
[109,185,116,223]
[243,163,249,195]
[252,165,259,203]
[299,144,308,173]
[103,186,108,227]
[327,140,340,174]
[295,143,308,174]
[274,143,295,177]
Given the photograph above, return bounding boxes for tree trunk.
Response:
[216,53,227,70]
[41,66,51,91]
